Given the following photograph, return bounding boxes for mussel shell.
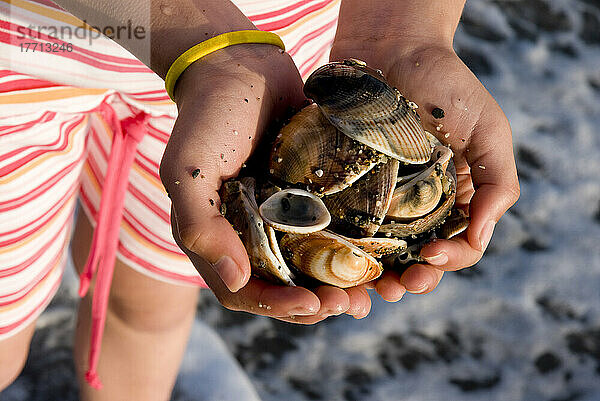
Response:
[304,60,431,164]
[259,188,331,234]
[221,178,296,286]
[269,104,382,196]
[280,231,383,288]
[323,157,399,237]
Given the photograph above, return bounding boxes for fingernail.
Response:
[479,220,496,251]
[212,256,244,292]
[423,252,448,266]
[287,306,318,316]
[407,282,429,294]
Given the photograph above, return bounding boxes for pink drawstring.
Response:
[79,103,149,389]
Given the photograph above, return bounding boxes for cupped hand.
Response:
[331,44,520,300]
[160,45,371,323]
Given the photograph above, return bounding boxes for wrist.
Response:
[330,39,455,77]
[173,43,302,111]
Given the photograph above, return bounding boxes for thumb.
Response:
[466,115,520,252]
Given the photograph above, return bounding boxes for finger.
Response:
[313,286,351,316]
[171,203,249,292]
[374,271,406,302]
[171,209,322,315]
[399,264,444,295]
[344,285,372,318]
[420,233,483,271]
[466,110,520,252]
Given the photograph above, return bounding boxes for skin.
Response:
[1,0,519,396]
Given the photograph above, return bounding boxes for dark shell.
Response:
[323,158,399,237]
[269,104,383,196]
[304,60,431,164]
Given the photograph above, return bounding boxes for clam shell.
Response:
[379,171,456,237]
[340,235,408,259]
[323,158,399,237]
[269,104,382,196]
[221,179,296,285]
[387,146,452,219]
[438,208,469,239]
[259,188,331,234]
[304,61,431,164]
[280,231,383,288]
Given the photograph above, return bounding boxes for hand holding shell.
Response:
[221,59,469,288]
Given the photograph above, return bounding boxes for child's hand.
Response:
[331,44,520,300]
[160,45,372,323]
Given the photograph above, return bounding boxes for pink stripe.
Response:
[0,77,61,92]
[0,217,69,277]
[0,154,83,211]
[288,18,337,56]
[118,243,206,286]
[0,274,61,335]
[0,240,64,304]
[0,183,77,247]
[254,0,335,31]
[1,21,147,67]
[0,28,150,73]
[249,0,319,21]
[299,40,331,77]
[0,111,57,137]
[26,0,63,11]
[122,210,184,254]
[127,184,170,223]
[0,116,84,175]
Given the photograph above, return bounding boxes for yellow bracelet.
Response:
[164,30,285,101]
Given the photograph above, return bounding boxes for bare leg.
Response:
[71,212,200,401]
[0,320,36,391]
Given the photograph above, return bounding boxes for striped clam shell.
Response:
[323,157,399,238]
[269,104,383,196]
[280,230,383,288]
[304,60,432,164]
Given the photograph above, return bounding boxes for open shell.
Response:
[387,146,452,220]
[221,179,296,286]
[269,104,382,196]
[304,60,431,164]
[280,231,383,288]
[259,188,331,234]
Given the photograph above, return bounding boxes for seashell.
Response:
[378,173,456,237]
[387,146,452,219]
[259,188,331,234]
[279,231,383,288]
[323,157,399,237]
[340,235,408,259]
[221,178,296,285]
[269,104,382,196]
[438,208,469,239]
[304,61,431,164]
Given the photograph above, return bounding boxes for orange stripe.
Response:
[273,0,339,37]
[0,115,88,183]
[0,87,108,104]
[121,221,187,260]
[0,253,63,312]
[0,0,97,33]
[0,193,75,254]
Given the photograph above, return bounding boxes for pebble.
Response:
[432,107,445,119]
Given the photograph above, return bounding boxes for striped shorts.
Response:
[0,0,341,339]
